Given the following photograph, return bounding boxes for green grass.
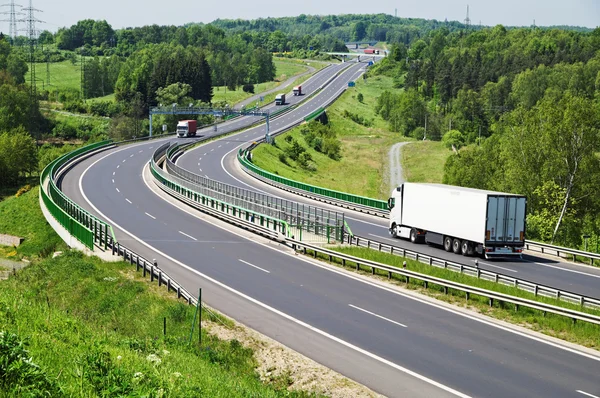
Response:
[317,246,600,348]
[0,185,318,397]
[0,188,65,259]
[26,60,82,92]
[87,93,116,103]
[252,75,406,200]
[212,59,310,106]
[401,141,450,183]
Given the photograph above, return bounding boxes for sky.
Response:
[3,0,599,33]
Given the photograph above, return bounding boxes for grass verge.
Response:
[401,141,450,183]
[310,246,600,349]
[0,186,324,397]
[212,59,310,106]
[252,75,407,200]
[0,188,65,259]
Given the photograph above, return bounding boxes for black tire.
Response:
[452,238,462,254]
[390,224,398,238]
[410,228,418,243]
[443,236,453,252]
[461,240,474,256]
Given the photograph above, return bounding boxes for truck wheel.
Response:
[452,238,462,254]
[443,236,453,252]
[461,240,474,256]
[410,229,418,243]
[389,224,398,238]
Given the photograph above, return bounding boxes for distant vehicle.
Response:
[176,120,197,138]
[363,49,380,55]
[275,93,286,105]
[293,85,302,96]
[388,183,527,258]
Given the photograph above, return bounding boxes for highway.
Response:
[58,62,600,397]
[175,91,600,301]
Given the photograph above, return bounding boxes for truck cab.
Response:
[275,94,286,105]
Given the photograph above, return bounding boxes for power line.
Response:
[0,0,23,41]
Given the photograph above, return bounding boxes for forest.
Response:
[370,25,600,248]
[1,13,599,249]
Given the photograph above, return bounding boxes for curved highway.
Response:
[59,62,600,398]
[176,82,600,302]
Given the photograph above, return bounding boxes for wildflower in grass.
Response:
[172,372,182,378]
[103,276,117,282]
[133,372,144,380]
[162,349,170,356]
[117,355,122,361]
[146,354,161,365]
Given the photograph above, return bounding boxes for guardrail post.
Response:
[356,262,359,271]
[371,266,375,275]
[342,258,346,267]
[429,258,433,266]
[534,285,539,296]
[388,271,392,279]
[424,281,428,289]
[177,287,181,299]
[136,256,140,272]
[443,286,448,294]
[515,304,519,312]
[489,298,494,307]
[466,292,470,301]
[167,278,171,292]
[143,263,147,278]
[390,246,394,254]
[158,271,162,286]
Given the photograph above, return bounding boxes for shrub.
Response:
[242,84,255,94]
[278,153,288,165]
[0,331,59,395]
[285,140,306,161]
[15,184,32,198]
[323,138,342,160]
[357,93,364,103]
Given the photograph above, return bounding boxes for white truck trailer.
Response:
[388,183,527,258]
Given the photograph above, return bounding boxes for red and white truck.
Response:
[293,85,302,96]
[176,120,197,138]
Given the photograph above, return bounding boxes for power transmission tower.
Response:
[464,5,471,29]
[0,0,23,42]
[19,0,43,141]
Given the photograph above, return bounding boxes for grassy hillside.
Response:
[0,187,65,259]
[0,189,320,397]
[252,75,407,200]
[26,60,82,92]
[212,59,315,106]
[401,141,450,183]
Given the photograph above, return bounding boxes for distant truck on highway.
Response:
[176,120,197,138]
[275,93,286,105]
[388,183,526,258]
[293,85,302,96]
[364,49,380,55]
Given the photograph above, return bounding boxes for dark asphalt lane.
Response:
[174,64,600,301]
[58,128,600,398]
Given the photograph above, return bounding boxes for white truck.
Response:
[388,183,527,258]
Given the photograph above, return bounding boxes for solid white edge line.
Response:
[349,304,407,328]
[577,390,600,398]
[125,198,132,204]
[145,212,156,219]
[239,259,270,273]
[529,261,600,279]
[138,161,600,364]
[178,230,197,241]
[79,134,471,398]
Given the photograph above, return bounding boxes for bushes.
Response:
[343,109,373,127]
[0,331,60,396]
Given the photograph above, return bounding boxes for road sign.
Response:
[348,81,355,87]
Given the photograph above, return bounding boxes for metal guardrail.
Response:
[166,144,345,243]
[525,240,600,266]
[49,136,600,328]
[42,140,116,250]
[151,143,292,240]
[348,234,600,310]
[292,240,600,325]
